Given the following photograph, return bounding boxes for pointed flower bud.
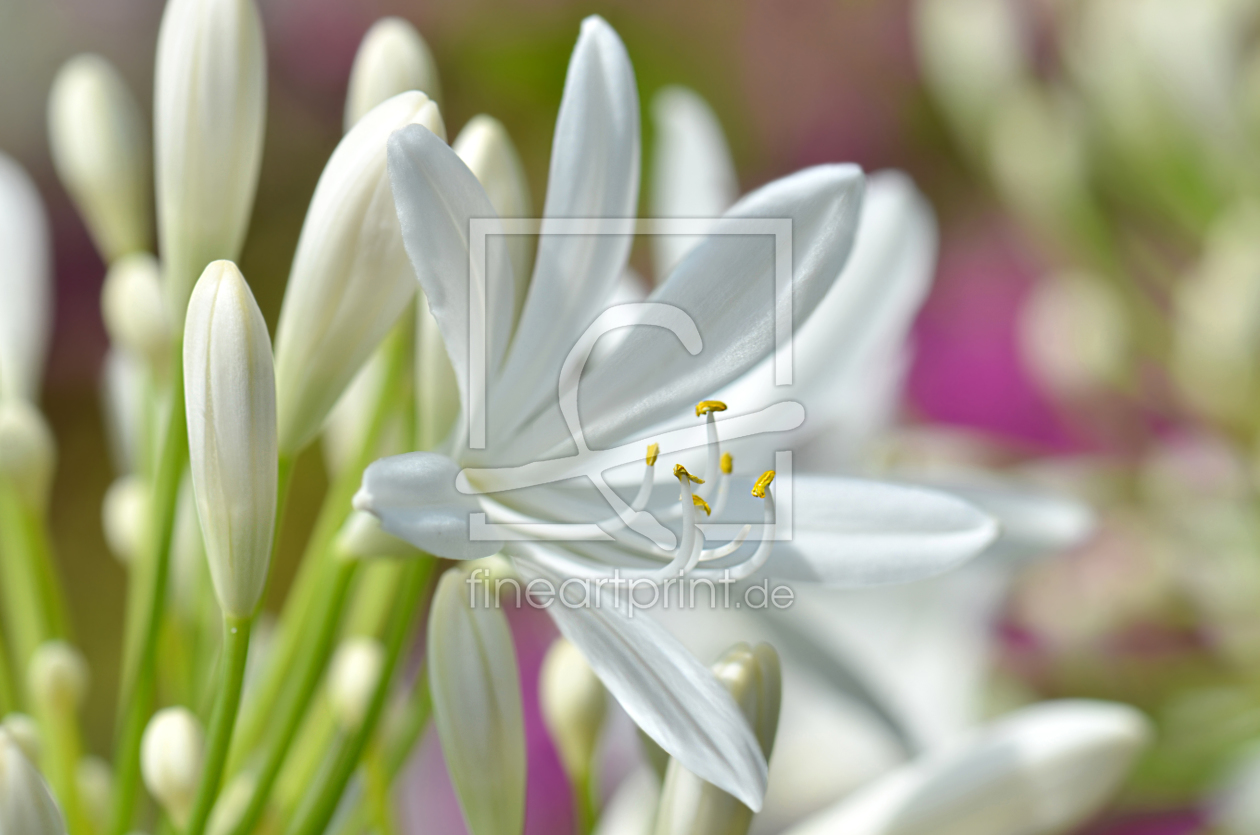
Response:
[48,54,150,262]
[0,152,52,402]
[326,637,385,730]
[453,115,533,312]
[141,707,205,828]
[155,0,267,316]
[653,643,781,835]
[1,713,42,764]
[345,17,442,130]
[101,253,171,372]
[28,641,89,714]
[0,727,66,835]
[540,638,606,783]
[102,475,151,566]
[184,260,277,619]
[273,91,444,455]
[428,567,525,835]
[0,399,56,513]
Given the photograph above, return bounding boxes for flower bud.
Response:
[428,566,525,835]
[141,707,205,828]
[48,54,150,262]
[0,152,52,402]
[102,475,151,566]
[327,637,385,730]
[0,727,66,835]
[0,399,56,513]
[27,641,89,714]
[100,348,145,475]
[540,638,606,783]
[345,17,442,130]
[2,712,41,763]
[335,510,416,559]
[416,300,460,450]
[184,260,277,619]
[1019,271,1128,399]
[653,643,780,835]
[101,253,171,371]
[155,0,267,316]
[77,755,113,828]
[273,92,444,455]
[454,115,533,310]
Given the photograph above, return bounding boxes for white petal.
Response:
[428,568,525,835]
[570,164,865,453]
[386,123,517,445]
[516,559,768,811]
[491,15,641,442]
[782,700,1151,835]
[738,474,998,587]
[715,171,936,467]
[938,480,1095,563]
[354,452,502,559]
[0,153,52,402]
[649,86,738,281]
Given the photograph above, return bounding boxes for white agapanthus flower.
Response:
[0,152,52,403]
[354,15,999,811]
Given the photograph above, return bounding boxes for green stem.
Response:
[573,770,596,835]
[0,481,49,673]
[109,356,187,835]
[185,615,254,835]
[225,559,357,835]
[0,627,14,713]
[285,558,434,835]
[36,695,93,835]
[19,501,71,640]
[229,324,410,771]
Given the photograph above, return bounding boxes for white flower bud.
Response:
[102,475,151,566]
[914,0,1028,144]
[101,253,171,371]
[155,0,267,316]
[206,773,259,835]
[0,399,56,512]
[335,510,415,559]
[170,473,213,619]
[140,707,205,828]
[540,638,606,783]
[27,641,89,714]
[428,567,525,835]
[272,92,444,455]
[1019,271,1129,398]
[0,727,66,835]
[653,643,780,835]
[416,299,460,450]
[0,152,52,402]
[454,115,533,311]
[76,755,113,828]
[48,54,150,262]
[100,349,145,475]
[1,713,42,764]
[184,260,277,619]
[345,17,441,130]
[326,637,385,730]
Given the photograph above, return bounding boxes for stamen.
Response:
[752,470,776,498]
[695,400,727,416]
[674,464,704,484]
[646,443,660,466]
[700,524,750,561]
[692,495,711,516]
[694,478,776,581]
[721,452,733,474]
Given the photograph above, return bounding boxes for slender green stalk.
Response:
[225,559,358,835]
[109,354,187,835]
[0,627,14,713]
[185,615,254,835]
[19,501,71,640]
[35,694,93,835]
[0,482,49,671]
[285,558,434,835]
[573,770,597,835]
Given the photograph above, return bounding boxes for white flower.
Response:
[427,566,525,835]
[102,475,151,565]
[326,637,385,730]
[0,399,56,513]
[0,152,52,402]
[0,727,66,835]
[345,17,441,130]
[27,642,89,714]
[183,260,277,619]
[355,16,998,810]
[48,54,150,263]
[140,707,205,828]
[101,252,171,371]
[155,0,266,315]
[272,91,444,456]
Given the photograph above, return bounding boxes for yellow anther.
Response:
[646,443,660,467]
[692,495,712,516]
[695,400,728,417]
[720,451,733,475]
[674,464,705,484]
[752,470,776,499]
